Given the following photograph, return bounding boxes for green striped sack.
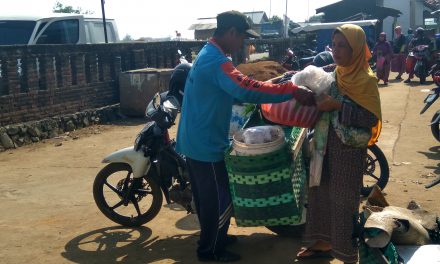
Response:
[225,128,307,227]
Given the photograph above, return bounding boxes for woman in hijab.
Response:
[296,24,382,263]
[373,32,393,85]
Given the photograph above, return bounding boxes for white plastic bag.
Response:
[291,65,334,96]
[242,126,277,144]
[242,127,271,144]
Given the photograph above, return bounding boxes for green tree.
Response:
[52,1,94,14]
[269,15,282,22]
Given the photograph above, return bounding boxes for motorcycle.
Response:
[428,53,440,81]
[176,49,189,65]
[93,73,389,236]
[93,92,193,227]
[281,47,318,71]
[407,45,431,84]
[420,76,440,142]
[281,48,300,71]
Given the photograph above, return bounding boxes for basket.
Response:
[225,127,308,227]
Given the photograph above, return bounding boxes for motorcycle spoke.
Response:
[104,180,122,195]
[136,189,153,195]
[367,174,380,181]
[368,158,378,164]
[131,198,142,217]
[110,199,125,210]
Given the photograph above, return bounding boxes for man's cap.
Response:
[216,10,260,38]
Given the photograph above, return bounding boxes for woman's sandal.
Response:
[296,247,333,259]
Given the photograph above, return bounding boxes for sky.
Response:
[0,0,340,39]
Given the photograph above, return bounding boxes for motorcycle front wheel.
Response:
[93,163,163,227]
[431,112,440,142]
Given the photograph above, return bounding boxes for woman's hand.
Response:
[316,94,342,112]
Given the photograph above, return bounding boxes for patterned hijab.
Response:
[335,24,382,145]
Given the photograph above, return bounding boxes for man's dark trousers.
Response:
[186,157,233,257]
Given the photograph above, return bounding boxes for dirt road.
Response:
[1,73,439,264]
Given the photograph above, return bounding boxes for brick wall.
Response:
[0,41,205,126]
[0,38,306,127]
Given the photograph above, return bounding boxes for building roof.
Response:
[188,18,217,30]
[189,11,268,31]
[291,19,378,34]
[243,11,268,24]
[315,0,401,22]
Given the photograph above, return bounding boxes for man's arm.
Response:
[216,61,315,105]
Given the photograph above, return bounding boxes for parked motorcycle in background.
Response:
[428,52,440,81]
[420,75,440,142]
[281,48,300,71]
[177,49,189,65]
[407,45,431,84]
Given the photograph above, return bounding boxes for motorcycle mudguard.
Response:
[102,146,151,178]
[430,111,440,125]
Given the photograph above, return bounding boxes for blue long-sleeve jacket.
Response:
[176,39,300,162]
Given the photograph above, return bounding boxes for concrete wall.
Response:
[383,0,411,38]
[383,0,429,40]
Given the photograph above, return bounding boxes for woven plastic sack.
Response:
[260,66,334,128]
[359,242,400,264]
[261,101,319,128]
[225,127,307,227]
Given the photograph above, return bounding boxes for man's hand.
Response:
[292,85,316,106]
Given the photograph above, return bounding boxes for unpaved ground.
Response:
[1,72,440,264]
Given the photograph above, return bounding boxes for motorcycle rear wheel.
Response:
[93,163,163,227]
[361,144,389,196]
[431,112,440,142]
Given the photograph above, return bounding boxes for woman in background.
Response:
[373,32,393,85]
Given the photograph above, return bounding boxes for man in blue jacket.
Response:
[176,10,315,262]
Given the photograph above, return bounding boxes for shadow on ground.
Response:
[61,225,334,263]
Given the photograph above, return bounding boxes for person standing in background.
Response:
[391,26,407,80]
[372,32,393,85]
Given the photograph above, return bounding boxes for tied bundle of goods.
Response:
[231,125,285,156]
[261,65,334,128]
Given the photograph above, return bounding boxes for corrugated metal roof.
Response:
[188,18,217,30]
[291,19,378,34]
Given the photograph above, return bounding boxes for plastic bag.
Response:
[291,65,334,96]
[242,126,278,144]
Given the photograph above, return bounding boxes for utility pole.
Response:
[284,0,289,38]
[100,0,108,43]
[269,0,272,18]
[307,0,310,21]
